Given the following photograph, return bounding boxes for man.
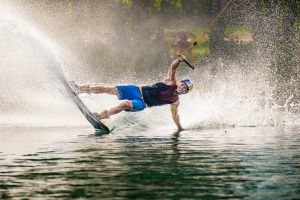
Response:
[75,55,193,130]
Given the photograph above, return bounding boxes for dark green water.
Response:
[0,126,299,199]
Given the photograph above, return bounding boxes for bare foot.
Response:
[71,82,90,94]
[94,110,110,120]
[78,85,91,93]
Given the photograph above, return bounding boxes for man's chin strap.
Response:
[175,90,184,95]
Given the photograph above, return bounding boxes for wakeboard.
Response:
[50,57,110,132]
[67,81,110,132]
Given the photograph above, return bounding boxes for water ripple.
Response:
[0,127,300,199]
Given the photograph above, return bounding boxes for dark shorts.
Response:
[117,85,146,112]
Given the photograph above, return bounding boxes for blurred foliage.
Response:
[117,0,298,60]
[191,28,210,57]
[154,0,162,11]
[120,0,183,10]
[294,22,300,40]
[121,0,132,8]
[297,0,300,21]
[224,26,252,37]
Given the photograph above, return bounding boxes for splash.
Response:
[0,5,88,127]
[1,1,299,130]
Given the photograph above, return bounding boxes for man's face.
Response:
[176,82,188,94]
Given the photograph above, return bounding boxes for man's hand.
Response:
[178,54,186,62]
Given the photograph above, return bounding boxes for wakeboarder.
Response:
[75,55,193,130]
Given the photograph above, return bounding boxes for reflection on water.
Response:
[0,127,300,199]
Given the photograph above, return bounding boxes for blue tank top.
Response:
[141,82,179,107]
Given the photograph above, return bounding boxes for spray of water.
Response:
[0,5,88,127]
[1,1,299,130]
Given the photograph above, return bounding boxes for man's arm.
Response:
[166,55,186,82]
[170,101,182,130]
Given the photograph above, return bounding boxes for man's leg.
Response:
[78,84,118,96]
[94,100,133,120]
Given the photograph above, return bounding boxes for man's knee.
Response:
[111,87,119,95]
[121,100,132,110]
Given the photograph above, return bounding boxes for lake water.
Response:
[0,126,299,199]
